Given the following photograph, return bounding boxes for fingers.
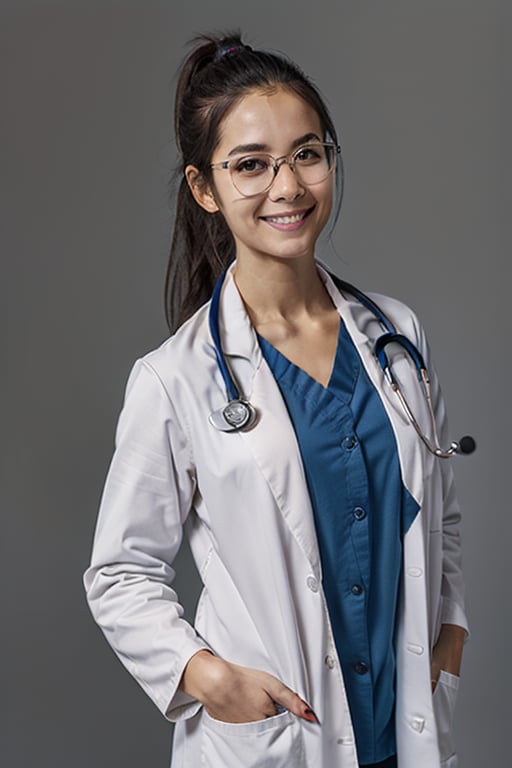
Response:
[265,678,319,724]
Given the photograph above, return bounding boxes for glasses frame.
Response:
[209,141,341,198]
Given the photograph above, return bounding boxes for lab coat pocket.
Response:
[433,669,460,766]
[200,708,305,768]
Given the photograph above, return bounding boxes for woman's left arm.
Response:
[408,310,470,690]
[370,296,471,691]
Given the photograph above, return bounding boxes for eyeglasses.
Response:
[210,142,340,198]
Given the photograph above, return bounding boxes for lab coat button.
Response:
[411,717,425,733]
[306,576,319,593]
[407,643,424,655]
[324,654,336,669]
[354,661,369,675]
[407,567,423,577]
[342,435,357,450]
[351,584,364,595]
[353,506,367,521]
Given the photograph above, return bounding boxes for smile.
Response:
[265,212,307,224]
[260,206,315,229]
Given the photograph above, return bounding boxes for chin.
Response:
[271,236,320,260]
[266,247,316,263]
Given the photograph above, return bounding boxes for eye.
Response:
[295,145,323,164]
[233,156,269,175]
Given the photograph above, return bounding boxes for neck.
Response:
[233,255,331,326]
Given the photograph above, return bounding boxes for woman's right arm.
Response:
[84,358,316,726]
[83,359,211,722]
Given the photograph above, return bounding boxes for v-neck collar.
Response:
[258,319,361,406]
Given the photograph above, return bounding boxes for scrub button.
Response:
[342,435,357,451]
[354,661,369,675]
[306,576,319,593]
[353,506,366,521]
[324,655,336,670]
[351,584,364,595]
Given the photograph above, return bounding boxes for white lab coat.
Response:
[84,263,468,768]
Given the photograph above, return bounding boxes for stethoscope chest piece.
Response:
[209,399,257,432]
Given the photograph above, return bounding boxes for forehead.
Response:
[216,87,323,152]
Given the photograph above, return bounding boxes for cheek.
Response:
[221,203,261,232]
[211,184,257,225]
[323,178,335,206]
[323,181,336,216]
[314,184,334,225]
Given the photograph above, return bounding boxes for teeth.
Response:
[266,212,305,224]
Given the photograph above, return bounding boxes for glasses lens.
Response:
[293,144,336,187]
[230,154,274,197]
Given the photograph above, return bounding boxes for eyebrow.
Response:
[227,132,322,157]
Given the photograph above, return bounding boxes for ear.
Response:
[185,165,219,213]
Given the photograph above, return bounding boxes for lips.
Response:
[260,206,314,224]
[259,206,315,231]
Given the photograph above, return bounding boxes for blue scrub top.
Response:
[258,320,418,765]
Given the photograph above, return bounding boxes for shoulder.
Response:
[114,302,214,445]
[122,301,216,408]
[139,301,213,376]
[318,263,427,351]
[365,291,428,352]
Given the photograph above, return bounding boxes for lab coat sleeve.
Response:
[410,310,470,638]
[83,358,211,721]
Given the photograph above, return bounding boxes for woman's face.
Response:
[192,87,335,267]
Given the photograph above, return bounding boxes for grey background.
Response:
[3,1,509,766]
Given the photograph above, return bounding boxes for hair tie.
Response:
[214,43,251,62]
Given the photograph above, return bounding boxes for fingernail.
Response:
[303,708,319,724]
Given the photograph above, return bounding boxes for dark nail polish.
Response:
[304,708,319,724]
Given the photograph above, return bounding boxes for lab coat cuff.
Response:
[162,642,213,723]
[440,597,470,640]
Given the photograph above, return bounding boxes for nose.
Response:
[268,160,304,201]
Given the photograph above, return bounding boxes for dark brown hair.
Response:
[165,31,341,331]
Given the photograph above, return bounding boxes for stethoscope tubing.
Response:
[208,269,475,456]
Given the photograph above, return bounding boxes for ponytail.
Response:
[165,176,234,332]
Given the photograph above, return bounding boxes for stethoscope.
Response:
[208,270,475,458]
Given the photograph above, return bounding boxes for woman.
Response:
[84,32,468,768]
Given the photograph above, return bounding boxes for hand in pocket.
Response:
[180,650,318,724]
[431,623,465,692]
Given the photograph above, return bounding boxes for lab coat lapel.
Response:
[219,267,322,579]
[318,264,426,510]
[240,360,322,578]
